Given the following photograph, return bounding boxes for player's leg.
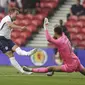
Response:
[47,66,63,76]
[79,68,85,75]
[0,39,32,74]
[75,59,85,76]
[12,45,37,56]
[78,64,85,76]
[7,40,33,74]
[23,65,63,73]
[5,51,32,74]
[46,49,63,76]
[5,51,24,73]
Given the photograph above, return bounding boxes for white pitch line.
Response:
[0,74,70,77]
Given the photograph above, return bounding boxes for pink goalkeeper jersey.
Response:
[45,30,79,65]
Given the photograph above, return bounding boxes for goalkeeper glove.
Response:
[44,18,49,30]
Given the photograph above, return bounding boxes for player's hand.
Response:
[44,18,49,30]
[21,26,27,31]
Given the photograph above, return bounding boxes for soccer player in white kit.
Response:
[0,7,37,74]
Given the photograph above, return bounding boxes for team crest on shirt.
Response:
[5,46,8,50]
[31,49,48,66]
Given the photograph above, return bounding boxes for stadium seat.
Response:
[81,33,85,40]
[68,16,78,22]
[71,39,80,47]
[32,17,43,27]
[14,37,26,46]
[27,24,37,33]
[32,19,39,27]
[36,2,40,7]
[24,14,33,20]
[37,8,50,16]
[11,30,21,39]
[13,19,20,25]
[26,30,32,38]
[79,16,85,22]
[40,0,58,8]
[70,33,77,40]
[67,27,79,34]
[70,33,83,47]
[83,3,85,8]
[11,30,31,46]
[53,0,59,3]
[20,19,31,26]
[81,27,85,34]
[65,21,76,28]
[83,0,85,8]
[78,40,85,49]
[17,14,24,20]
[76,34,83,41]
[75,21,83,28]
[34,14,44,21]
[20,30,31,39]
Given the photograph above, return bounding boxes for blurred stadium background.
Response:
[0,0,85,85]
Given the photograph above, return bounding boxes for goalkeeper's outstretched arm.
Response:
[43,18,52,41]
[43,18,59,45]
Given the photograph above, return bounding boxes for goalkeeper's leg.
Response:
[23,66,62,74]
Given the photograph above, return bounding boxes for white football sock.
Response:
[27,48,37,56]
[15,47,37,56]
[9,57,24,73]
[15,47,28,56]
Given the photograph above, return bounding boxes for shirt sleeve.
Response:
[2,16,11,23]
[45,29,59,46]
[0,16,11,29]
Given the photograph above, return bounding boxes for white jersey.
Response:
[0,15,12,39]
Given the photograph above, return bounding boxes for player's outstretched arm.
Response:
[44,18,49,30]
[43,18,59,45]
[43,18,53,42]
[6,21,26,31]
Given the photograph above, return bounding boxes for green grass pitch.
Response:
[0,66,84,85]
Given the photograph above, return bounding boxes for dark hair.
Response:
[54,25,63,35]
[9,7,20,13]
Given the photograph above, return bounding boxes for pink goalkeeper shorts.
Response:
[61,59,84,72]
